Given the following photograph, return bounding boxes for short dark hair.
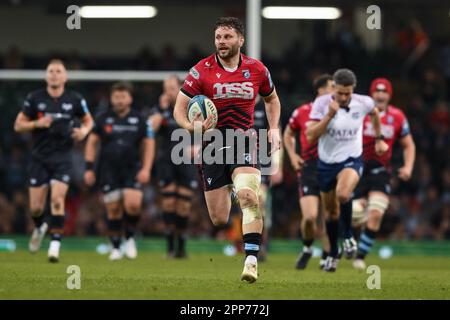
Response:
[333,68,357,87]
[313,74,333,93]
[47,59,66,68]
[214,17,245,36]
[111,81,134,95]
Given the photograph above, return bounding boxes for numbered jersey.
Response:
[362,105,410,168]
[181,53,274,131]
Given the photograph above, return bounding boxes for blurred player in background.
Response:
[149,75,198,258]
[306,69,388,272]
[14,59,93,262]
[352,78,415,269]
[84,82,154,261]
[173,17,281,283]
[284,74,333,269]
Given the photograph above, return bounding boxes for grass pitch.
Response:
[1,249,449,299]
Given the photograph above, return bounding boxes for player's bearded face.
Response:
[215,27,243,59]
[111,91,132,114]
[45,63,67,89]
[334,85,353,107]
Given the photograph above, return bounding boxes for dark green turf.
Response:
[1,250,449,299]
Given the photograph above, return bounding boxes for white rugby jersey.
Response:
[309,93,375,164]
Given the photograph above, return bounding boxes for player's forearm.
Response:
[283,129,297,159]
[141,138,155,171]
[306,116,332,143]
[80,115,94,136]
[264,95,281,130]
[14,119,36,133]
[402,136,416,171]
[174,93,193,131]
[370,108,382,137]
[84,135,98,163]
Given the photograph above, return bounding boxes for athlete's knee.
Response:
[162,197,176,212]
[367,195,389,215]
[176,192,193,215]
[176,201,192,216]
[303,214,317,224]
[233,173,262,225]
[30,203,45,216]
[125,202,141,215]
[336,188,352,204]
[210,213,228,226]
[50,195,65,212]
[237,189,258,207]
[107,202,122,218]
[352,199,367,227]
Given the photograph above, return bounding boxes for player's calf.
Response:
[234,172,262,283]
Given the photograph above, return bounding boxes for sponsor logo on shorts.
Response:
[30,178,37,185]
[207,178,212,185]
[190,180,198,189]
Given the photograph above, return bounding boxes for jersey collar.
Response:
[215,53,242,71]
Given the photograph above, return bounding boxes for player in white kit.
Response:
[306,69,388,272]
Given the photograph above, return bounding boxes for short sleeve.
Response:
[22,93,36,118]
[74,95,90,118]
[180,64,203,98]
[309,95,329,121]
[288,109,301,131]
[364,96,375,115]
[259,66,275,97]
[145,118,155,139]
[398,111,411,138]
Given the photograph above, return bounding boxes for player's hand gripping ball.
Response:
[187,95,218,130]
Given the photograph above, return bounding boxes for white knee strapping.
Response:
[352,199,368,226]
[233,173,261,224]
[367,195,389,214]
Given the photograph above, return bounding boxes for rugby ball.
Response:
[187,95,218,129]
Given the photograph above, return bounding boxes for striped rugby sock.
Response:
[357,228,377,259]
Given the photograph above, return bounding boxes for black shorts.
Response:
[156,161,198,190]
[98,163,142,194]
[28,156,72,187]
[297,159,320,197]
[198,136,260,191]
[354,165,391,198]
